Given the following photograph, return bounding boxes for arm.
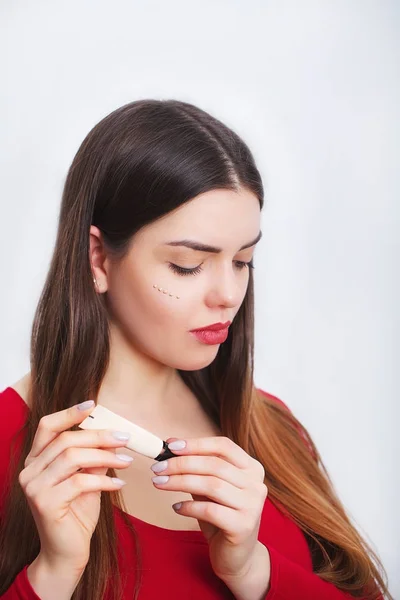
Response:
[1,555,85,600]
[224,543,382,600]
[0,566,41,600]
[222,541,271,600]
[256,394,381,599]
[264,545,383,600]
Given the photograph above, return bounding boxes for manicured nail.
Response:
[112,431,131,441]
[167,440,186,450]
[151,461,168,473]
[77,400,95,411]
[111,477,127,486]
[152,475,169,484]
[116,454,134,462]
[172,502,182,511]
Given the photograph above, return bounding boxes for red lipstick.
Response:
[190,321,231,345]
[191,321,231,332]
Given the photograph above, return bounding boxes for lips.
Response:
[190,328,229,345]
[190,321,231,332]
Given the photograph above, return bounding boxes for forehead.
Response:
[139,188,261,248]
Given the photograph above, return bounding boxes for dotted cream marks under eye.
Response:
[153,284,180,299]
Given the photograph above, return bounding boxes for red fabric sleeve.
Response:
[0,566,41,600]
[264,546,383,600]
[0,389,41,599]
[257,392,382,600]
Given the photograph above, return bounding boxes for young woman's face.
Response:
[94,188,261,371]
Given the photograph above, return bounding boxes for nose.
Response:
[205,264,245,309]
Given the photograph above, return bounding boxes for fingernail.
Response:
[172,502,182,511]
[112,431,131,441]
[111,477,127,486]
[152,475,169,484]
[116,454,134,462]
[168,440,186,450]
[151,460,168,472]
[77,400,95,411]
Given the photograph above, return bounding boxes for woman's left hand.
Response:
[150,435,270,589]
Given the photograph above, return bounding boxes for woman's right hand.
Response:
[18,400,134,572]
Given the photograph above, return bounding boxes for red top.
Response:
[0,386,374,600]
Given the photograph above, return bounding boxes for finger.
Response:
[151,455,249,490]
[84,448,117,476]
[173,500,237,535]
[82,467,104,476]
[35,473,127,513]
[166,436,252,470]
[21,429,131,483]
[172,500,262,549]
[152,474,243,509]
[30,448,134,491]
[27,401,97,464]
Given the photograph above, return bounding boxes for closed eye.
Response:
[168,260,254,276]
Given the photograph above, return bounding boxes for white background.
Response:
[0,1,398,596]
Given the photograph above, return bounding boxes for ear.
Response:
[89,225,109,293]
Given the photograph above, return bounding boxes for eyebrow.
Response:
[164,231,262,253]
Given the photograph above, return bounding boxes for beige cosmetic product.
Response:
[78,404,178,461]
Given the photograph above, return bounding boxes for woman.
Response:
[0,99,390,600]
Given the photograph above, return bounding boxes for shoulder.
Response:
[255,387,291,412]
[0,373,31,460]
[0,373,30,445]
[0,376,30,513]
[255,386,317,460]
[9,372,31,408]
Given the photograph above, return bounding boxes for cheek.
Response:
[148,284,198,324]
[106,271,227,370]
[139,267,199,318]
[113,269,196,329]
[107,256,205,335]
[126,280,206,364]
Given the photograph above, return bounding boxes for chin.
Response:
[167,349,220,371]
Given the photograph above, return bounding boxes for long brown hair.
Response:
[0,99,390,599]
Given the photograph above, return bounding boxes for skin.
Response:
[90,186,262,423]
[23,187,271,599]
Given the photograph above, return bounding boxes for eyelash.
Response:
[168,260,255,277]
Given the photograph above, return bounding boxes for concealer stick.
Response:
[78,404,178,461]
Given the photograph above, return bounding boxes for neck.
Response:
[93,322,203,431]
